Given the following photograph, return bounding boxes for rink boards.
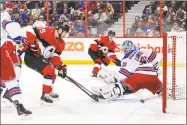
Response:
[22,32,186,67]
[61,34,186,67]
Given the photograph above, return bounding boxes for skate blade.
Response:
[51,98,60,101]
[40,100,53,107]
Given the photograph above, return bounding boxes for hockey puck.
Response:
[140,99,145,103]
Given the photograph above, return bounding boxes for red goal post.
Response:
[162,32,186,113]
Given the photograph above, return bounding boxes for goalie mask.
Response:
[121,40,136,56]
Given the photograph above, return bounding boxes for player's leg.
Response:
[0,81,11,102]
[0,81,12,103]
[0,47,32,116]
[2,41,23,101]
[108,54,121,66]
[41,65,56,104]
[102,57,111,67]
[88,48,102,77]
[123,73,162,94]
[6,40,23,82]
[92,81,132,100]
[49,75,59,99]
[24,50,56,104]
[92,73,162,100]
[0,82,6,96]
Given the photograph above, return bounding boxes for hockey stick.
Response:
[64,76,100,102]
[42,58,100,102]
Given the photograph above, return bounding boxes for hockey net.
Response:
[162,32,186,113]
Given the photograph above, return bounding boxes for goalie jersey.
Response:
[115,48,160,82]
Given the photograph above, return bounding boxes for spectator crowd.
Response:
[1,1,186,37]
[127,1,186,37]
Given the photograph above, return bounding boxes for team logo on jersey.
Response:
[122,62,127,67]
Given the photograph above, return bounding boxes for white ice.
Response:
[1,65,186,124]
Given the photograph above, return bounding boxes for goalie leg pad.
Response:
[99,82,125,100]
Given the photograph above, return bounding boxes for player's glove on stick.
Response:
[97,50,105,57]
[58,64,67,78]
[97,46,108,57]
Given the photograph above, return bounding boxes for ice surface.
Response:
[1,65,186,124]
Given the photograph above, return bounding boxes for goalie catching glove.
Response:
[58,64,67,78]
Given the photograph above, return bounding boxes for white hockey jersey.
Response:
[1,11,22,47]
[115,48,159,82]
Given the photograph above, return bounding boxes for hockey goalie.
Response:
[93,40,163,100]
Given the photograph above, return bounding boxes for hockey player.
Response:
[19,22,69,104]
[88,30,121,77]
[92,40,162,100]
[0,11,32,116]
[1,11,24,103]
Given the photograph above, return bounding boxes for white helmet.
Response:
[33,20,46,28]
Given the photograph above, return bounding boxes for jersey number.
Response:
[40,29,46,33]
[135,51,147,64]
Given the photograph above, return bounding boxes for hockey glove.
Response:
[154,65,161,76]
[30,42,41,57]
[58,65,67,78]
[97,50,105,57]
[114,59,121,66]
[97,46,108,57]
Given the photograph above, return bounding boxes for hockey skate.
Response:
[0,88,3,94]
[49,92,59,101]
[13,100,32,116]
[91,71,98,77]
[3,89,13,103]
[40,93,53,106]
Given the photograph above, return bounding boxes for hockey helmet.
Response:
[121,40,136,55]
[108,30,116,36]
[56,22,69,33]
[55,22,70,39]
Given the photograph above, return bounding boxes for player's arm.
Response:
[48,38,65,67]
[96,36,105,46]
[147,51,161,75]
[48,40,67,78]
[48,52,62,68]
[107,43,121,66]
[49,52,67,78]
[104,58,134,83]
[91,38,108,57]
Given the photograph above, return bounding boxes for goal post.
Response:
[162,32,186,113]
[162,32,167,113]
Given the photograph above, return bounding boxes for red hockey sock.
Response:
[43,84,52,93]
[93,67,100,73]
